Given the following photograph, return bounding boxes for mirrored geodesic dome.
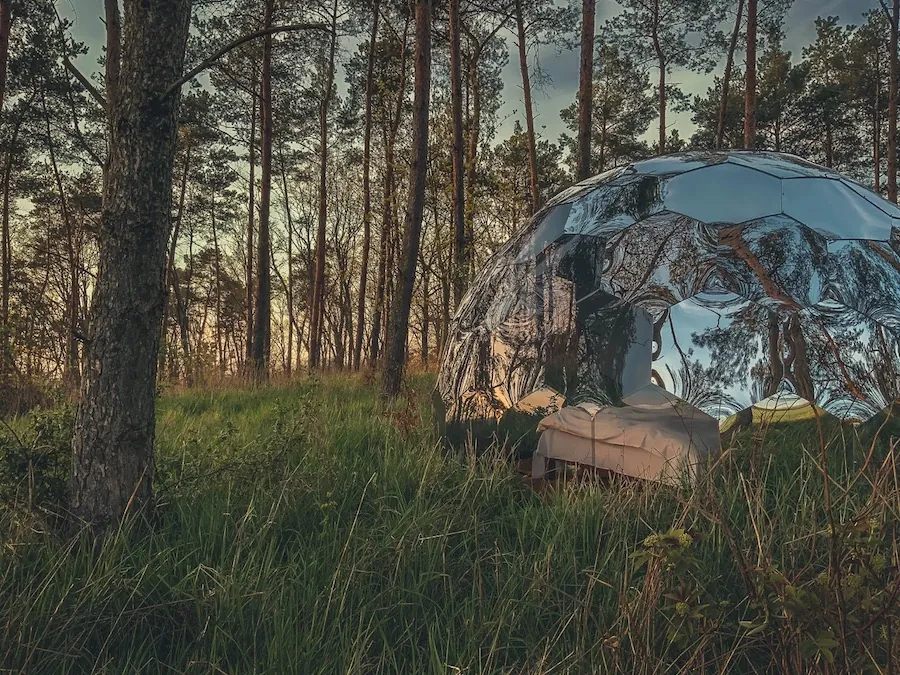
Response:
[435,151,900,451]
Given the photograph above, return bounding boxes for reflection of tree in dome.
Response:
[718,218,827,309]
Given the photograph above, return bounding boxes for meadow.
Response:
[1,375,899,673]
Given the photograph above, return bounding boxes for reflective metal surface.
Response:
[436,152,900,449]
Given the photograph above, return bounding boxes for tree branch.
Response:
[63,57,106,108]
[161,23,331,100]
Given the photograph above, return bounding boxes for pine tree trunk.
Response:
[0,1,11,114]
[717,0,744,150]
[449,0,467,307]
[252,0,274,379]
[282,154,294,376]
[309,0,339,369]
[382,0,431,398]
[651,0,665,154]
[515,0,541,213]
[354,0,380,370]
[876,47,882,194]
[370,18,410,365]
[576,0,595,181]
[70,0,191,533]
[42,92,80,389]
[888,0,899,203]
[743,0,757,149]
[245,85,256,370]
[465,55,481,258]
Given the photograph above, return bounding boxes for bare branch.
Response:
[63,57,106,108]
[161,23,331,101]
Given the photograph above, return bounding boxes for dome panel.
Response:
[717,216,828,310]
[652,292,774,420]
[782,178,892,240]
[631,152,727,175]
[603,211,718,313]
[726,152,831,178]
[564,174,664,237]
[797,302,900,422]
[839,178,900,218]
[514,203,573,263]
[823,240,900,332]
[662,163,782,224]
[570,291,653,404]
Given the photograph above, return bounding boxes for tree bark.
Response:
[370,18,410,365]
[888,0,899,202]
[211,196,225,372]
[104,0,121,115]
[651,0,665,154]
[252,0,274,379]
[354,0,380,370]
[0,1,11,114]
[245,83,257,370]
[449,0,467,307]
[382,0,431,398]
[717,0,744,150]
[576,0,595,180]
[42,91,80,388]
[309,0,339,369]
[70,0,192,533]
[515,0,541,213]
[743,0,757,149]
[281,152,294,376]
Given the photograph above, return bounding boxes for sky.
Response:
[57,0,880,145]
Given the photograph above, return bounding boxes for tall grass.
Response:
[1,375,899,673]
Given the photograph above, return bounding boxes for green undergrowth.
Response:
[1,375,899,673]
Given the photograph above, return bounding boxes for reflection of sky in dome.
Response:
[783,178,892,240]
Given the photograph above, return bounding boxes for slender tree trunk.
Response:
[576,0,595,180]
[282,154,294,376]
[211,196,224,372]
[245,84,257,369]
[717,0,744,150]
[370,18,410,364]
[70,0,191,533]
[0,1,11,114]
[449,0,467,307]
[876,48,882,194]
[465,55,481,261]
[515,0,541,213]
[354,0,380,370]
[888,0,899,202]
[382,0,431,398]
[0,90,31,376]
[743,0,757,149]
[252,0,274,379]
[651,0,666,154]
[309,0,339,369]
[42,91,80,388]
[162,137,191,380]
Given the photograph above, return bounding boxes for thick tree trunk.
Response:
[309,0,339,369]
[888,0,899,203]
[252,0,274,379]
[743,0,757,149]
[354,0,380,370]
[70,0,191,533]
[382,0,431,398]
[576,0,595,181]
[0,1,11,114]
[515,0,541,213]
[245,85,256,370]
[104,0,121,115]
[717,0,744,150]
[449,0,467,307]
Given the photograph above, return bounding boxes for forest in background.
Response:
[1,0,897,400]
